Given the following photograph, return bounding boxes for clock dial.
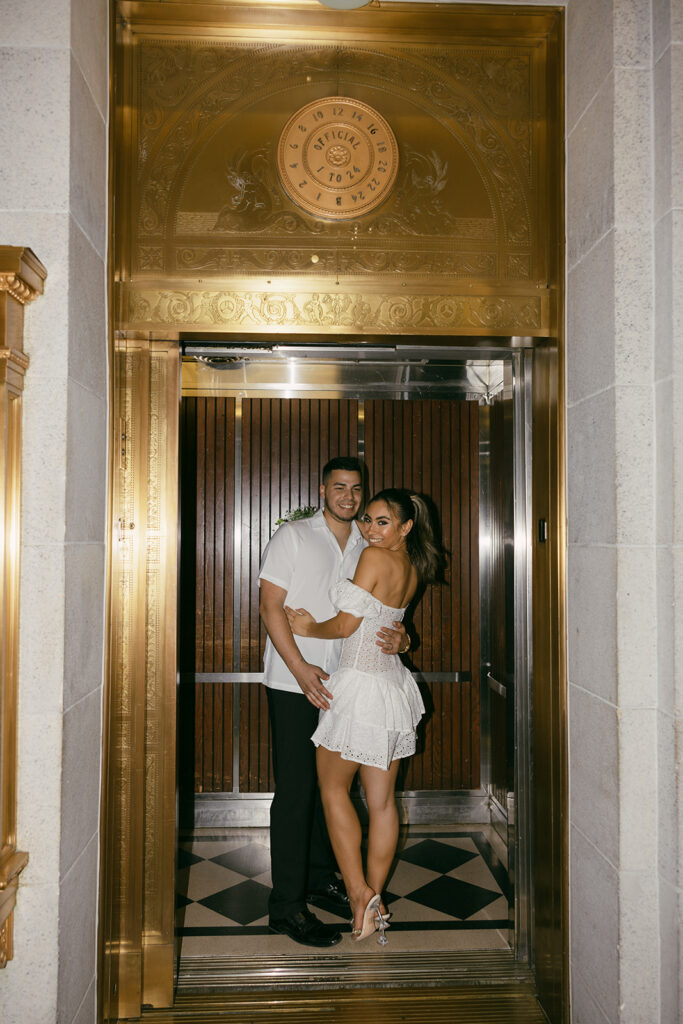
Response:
[277,97,399,221]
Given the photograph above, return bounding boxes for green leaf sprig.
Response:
[275,504,317,527]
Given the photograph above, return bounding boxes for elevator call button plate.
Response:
[277,96,399,221]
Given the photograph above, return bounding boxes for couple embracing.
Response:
[259,457,444,947]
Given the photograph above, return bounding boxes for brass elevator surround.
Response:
[103,3,566,1022]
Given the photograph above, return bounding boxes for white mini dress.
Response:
[311,580,425,771]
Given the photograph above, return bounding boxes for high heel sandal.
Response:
[352,894,391,945]
[376,905,390,946]
[352,894,382,942]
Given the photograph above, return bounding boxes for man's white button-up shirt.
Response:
[258,508,366,693]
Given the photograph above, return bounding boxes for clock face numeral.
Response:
[277,96,399,221]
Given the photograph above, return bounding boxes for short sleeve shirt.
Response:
[258,508,366,693]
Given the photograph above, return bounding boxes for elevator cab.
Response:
[176,337,534,963]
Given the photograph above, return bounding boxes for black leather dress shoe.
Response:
[269,909,342,947]
[306,877,351,917]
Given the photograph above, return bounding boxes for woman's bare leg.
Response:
[359,759,401,902]
[316,746,374,932]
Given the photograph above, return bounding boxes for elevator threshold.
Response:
[135,983,549,1023]
[177,948,532,993]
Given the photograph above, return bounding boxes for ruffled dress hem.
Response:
[311,664,425,771]
[310,580,425,772]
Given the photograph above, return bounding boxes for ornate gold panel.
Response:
[115,1,561,336]
[126,287,546,332]
[0,246,46,968]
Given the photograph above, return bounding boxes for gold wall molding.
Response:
[0,245,46,970]
[0,275,39,306]
[125,287,547,334]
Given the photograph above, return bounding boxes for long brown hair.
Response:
[369,488,445,583]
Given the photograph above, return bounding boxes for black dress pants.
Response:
[266,686,337,920]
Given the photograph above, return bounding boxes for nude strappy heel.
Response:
[352,893,391,945]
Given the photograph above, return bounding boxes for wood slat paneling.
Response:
[365,400,480,790]
[181,398,236,793]
[236,398,359,791]
[182,397,478,795]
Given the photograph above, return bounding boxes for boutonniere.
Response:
[275,505,316,527]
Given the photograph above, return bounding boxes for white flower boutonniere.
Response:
[274,505,316,527]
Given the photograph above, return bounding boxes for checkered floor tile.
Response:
[176,828,511,940]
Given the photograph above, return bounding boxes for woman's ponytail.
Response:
[406,493,445,583]
[369,488,446,584]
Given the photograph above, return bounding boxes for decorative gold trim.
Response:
[0,275,39,306]
[0,349,31,389]
[124,287,548,334]
[0,247,47,304]
[0,246,45,970]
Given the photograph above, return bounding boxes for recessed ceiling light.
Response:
[317,0,370,9]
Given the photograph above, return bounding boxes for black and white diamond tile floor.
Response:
[176,826,512,956]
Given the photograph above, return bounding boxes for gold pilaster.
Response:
[0,246,46,968]
[101,336,179,1018]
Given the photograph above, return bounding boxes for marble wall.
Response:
[0,1,108,1023]
[566,0,681,1020]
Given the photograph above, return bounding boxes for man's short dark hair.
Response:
[322,456,363,484]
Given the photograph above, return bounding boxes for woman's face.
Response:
[361,500,412,550]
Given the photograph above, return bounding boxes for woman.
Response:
[285,489,444,944]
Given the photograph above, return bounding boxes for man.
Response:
[258,456,409,947]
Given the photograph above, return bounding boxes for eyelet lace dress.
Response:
[311,580,425,770]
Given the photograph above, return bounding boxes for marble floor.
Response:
[176,824,512,958]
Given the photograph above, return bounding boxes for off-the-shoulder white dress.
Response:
[311,580,425,771]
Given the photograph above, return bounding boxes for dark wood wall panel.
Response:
[183,396,478,795]
[364,400,480,790]
[239,683,271,793]
[238,398,358,791]
[183,398,236,792]
[192,397,236,674]
[239,398,359,674]
[194,683,234,792]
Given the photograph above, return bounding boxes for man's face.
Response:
[320,470,363,524]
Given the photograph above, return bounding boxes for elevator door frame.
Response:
[101,334,566,1022]
[179,340,534,966]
